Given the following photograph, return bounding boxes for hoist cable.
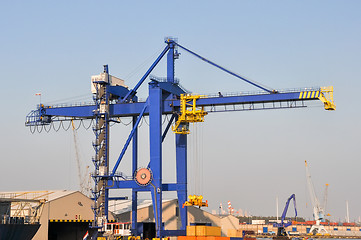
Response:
[124,46,165,80]
[189,124,194,194]
[200,123,204,194]
[193,123,197,195]
[45,92,91,105]
[193,122,199,195]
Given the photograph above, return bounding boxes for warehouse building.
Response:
[0,190,115,240]
[113,199,238,236]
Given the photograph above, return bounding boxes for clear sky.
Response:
[1,1,360,222]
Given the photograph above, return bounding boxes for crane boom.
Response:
[281,194,297,226]
[273,194,297,237]
[26,87,334,126]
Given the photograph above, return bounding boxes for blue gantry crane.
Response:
[274,194,297,237]
[25,38,335,239]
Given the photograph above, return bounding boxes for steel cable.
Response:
[62,121,72,131]
[83,119,93,130]
[138,117,144,128]
[44,124,52,133]
[30,125,36,134]
[36,125,43,133]
[162,115,167,125]
[124,46,165,80]
[74,120,82,130]
[53,122,62,132]
[45,92,91,105]
[143,116,149,126]
[120,118,133,126]
[200,123,204,194]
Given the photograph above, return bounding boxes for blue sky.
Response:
[1,1,360,221]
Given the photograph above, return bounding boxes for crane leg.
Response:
[176,133,188,231]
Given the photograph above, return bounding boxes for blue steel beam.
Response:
[30,89,322,120]
[176,132,187,231]
[131,115,138,236]
[107,181,186,192]
[121,44,171,103]
[168,41,188,232]
[148,81,163,237]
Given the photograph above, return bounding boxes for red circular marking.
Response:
[135,168,151,185]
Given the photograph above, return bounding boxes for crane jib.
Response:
[25,88,333,124]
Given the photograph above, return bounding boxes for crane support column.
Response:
[176,132,188,231]
[166,38,179,84]
[132,115,138,235]
[149,80,163,238]
[92,65,110,228]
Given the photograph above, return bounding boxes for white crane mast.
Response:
[346,201,350,223]
[305,160,328,235]
[322,183,329,216]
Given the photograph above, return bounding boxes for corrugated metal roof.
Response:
[108,198,176,215]
[0,190,78,202]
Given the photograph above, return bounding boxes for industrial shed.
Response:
[34,190,115,240]
[0,190,115,240]
[113,199,238,236]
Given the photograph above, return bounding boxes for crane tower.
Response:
[25,38,335,239]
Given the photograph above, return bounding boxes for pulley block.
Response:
[134,168,153,186]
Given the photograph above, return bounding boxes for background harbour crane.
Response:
[71,120,92,197]
[323,184,330,218]
[305,160,329,235]
[273,194,297,238]
[25,38,335,239]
